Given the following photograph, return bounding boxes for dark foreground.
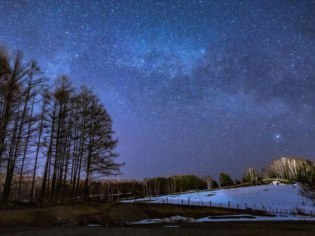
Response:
[1,222,315,236]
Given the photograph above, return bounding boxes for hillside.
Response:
[128,183,315,216]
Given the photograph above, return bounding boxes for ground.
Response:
[0,202,270,227]
[1,184,315,235]
[1,222,315,236]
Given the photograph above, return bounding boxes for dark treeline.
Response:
[0,48,122,204]
[141,175,207,197]
[91,175,209,201]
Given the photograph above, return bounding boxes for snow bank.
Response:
[197,214,315,222]
[131,214,315,224]
[132,215,195,224]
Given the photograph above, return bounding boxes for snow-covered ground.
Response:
[126,183,315,216]
[131,214,315,225]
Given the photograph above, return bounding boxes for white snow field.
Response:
[126,183,315,216]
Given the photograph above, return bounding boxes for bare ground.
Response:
[0,203,314,235]
[0,202,271,227]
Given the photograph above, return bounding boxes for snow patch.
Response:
[132,215,195,224]
[131,214,315,224]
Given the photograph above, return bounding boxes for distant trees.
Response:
[0,48,121,204]
[212,180,219,188]
[142,175,207,197]
[101,157,315,201]
[219,172,234,187]
[267,157,315,186]
[202,175,219,189]
[240,158,315,187]
[243,167,258,184]
[71,175,209,202]
[203,175,213,190]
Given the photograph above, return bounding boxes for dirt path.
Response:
[1,222,315,236]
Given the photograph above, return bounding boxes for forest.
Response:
[0,48,121,204]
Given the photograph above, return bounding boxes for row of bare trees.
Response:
[267,157,315,185]
[92,175,208,201]
[0,48,121,204]
[142,175,207,196]
[243,157,315,187]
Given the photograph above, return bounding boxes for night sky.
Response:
[0,0,314,180]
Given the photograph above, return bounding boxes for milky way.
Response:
[0,0,314,180]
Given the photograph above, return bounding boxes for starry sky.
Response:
[0,0,314,180]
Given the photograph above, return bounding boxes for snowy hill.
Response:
[128,183,315,216]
